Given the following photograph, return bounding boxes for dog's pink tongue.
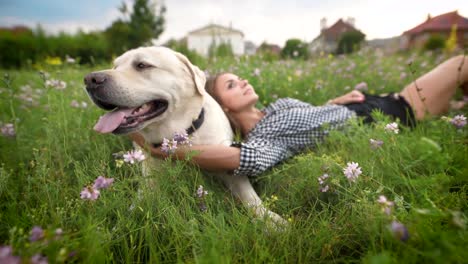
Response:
[94,108,134,133]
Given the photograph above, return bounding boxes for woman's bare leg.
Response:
[400,55,468,120]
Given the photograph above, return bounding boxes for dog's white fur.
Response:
[87,46,285,225]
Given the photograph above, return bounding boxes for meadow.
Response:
[0,49,467,263]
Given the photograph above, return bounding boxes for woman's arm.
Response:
[327,90,365,105]
[129,133,240,171]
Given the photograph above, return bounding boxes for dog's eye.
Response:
[136,62,151,70]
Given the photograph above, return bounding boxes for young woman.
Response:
[130,55,467,177]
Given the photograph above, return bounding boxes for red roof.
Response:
[404,10,468,35]
[321,19,360,41]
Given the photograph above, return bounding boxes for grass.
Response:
[0,49,467,263]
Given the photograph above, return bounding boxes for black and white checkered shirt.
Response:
[233,98,355,177]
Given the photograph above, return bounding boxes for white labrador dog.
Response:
[84,46,285,225]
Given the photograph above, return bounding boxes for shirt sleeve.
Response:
[233,140,292,177]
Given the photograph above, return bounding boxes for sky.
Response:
[0,0,466,46]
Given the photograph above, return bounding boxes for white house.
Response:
[187,24,245,57]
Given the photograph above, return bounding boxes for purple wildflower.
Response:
[161,138,178,154]
[450,114,466,128]
[390,220,409,242]
[354,82,368,91]
[173,131,191,146]
[0,246,13,258]
[343,162,362,182]
[30,226,45,242]
[31,254,48,264]
[93,176,114,189]
[0,246,20,264]
[369,139,384,149]
[1,123,15,137]
[377,195,394,215]
[80,186,100,200]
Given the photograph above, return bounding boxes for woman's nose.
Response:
[241,79,248,87]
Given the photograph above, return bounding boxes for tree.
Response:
[128,0,166,48]
[281,38,309,59]
[105,0,166,54]
[424,34,445,51]
[336,30,365,54]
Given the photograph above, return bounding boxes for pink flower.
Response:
[80,186,100,200]
[93,176,114,189]
[343,162,362,182]
[354,82,368,91]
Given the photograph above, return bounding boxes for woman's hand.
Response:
[327,90,365,105]
[128,132,167,158]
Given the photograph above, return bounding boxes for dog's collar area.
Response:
[152,108,205,148]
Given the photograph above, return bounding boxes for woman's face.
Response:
[213,73,259,112]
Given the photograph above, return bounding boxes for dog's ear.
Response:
[174,51,206,96]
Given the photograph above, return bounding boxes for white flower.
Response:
[123,149,146,164]
[384,122,399,134]
[196,185,208,198]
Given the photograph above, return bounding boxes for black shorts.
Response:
[343,92,416,127]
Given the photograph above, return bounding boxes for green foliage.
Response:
[104,20,132,56]
[0,27,111,68]
[281,38,309,59]
[424,34,445,51]
[256,42,280,62]
[165,39,207,69]
[209,42,234,59]
[336,30,366,54]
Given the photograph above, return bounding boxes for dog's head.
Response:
[84,46,206,135]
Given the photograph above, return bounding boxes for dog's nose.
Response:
[84,72,107,89]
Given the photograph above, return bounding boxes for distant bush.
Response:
[0,27,112,68]
[256,42,280,62]
[165,39,207,69]
[209,42,234,59]
[424,34,445,51]
[281,38,309,59]
[336,31,365,54]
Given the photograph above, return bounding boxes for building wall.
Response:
[187,33,244,57]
